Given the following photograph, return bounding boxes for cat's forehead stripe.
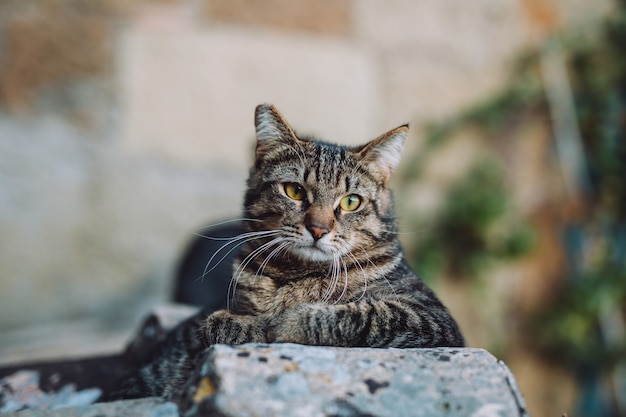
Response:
[319,144,347,189]
[260,139,381,195]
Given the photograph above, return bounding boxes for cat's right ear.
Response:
[254,103,299,160]
[357,124,408,185]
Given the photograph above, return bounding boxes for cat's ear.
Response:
[254,103,299,160]
[357,124,408,184]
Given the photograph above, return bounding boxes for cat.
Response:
[104,103,464,400]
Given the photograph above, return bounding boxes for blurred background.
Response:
[0,0,624,415]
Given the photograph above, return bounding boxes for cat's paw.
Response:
[201,310,268,346]
[267,304,323,344]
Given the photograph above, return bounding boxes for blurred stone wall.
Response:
[0,0,608,357]
[0,0,611,412]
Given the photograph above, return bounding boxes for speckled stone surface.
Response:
[175,344,529,417]
[1,397,178,417]
[1,343,528,417]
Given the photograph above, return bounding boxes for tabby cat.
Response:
[106,103,464,400]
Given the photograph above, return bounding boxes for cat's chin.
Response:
[290,246,336,264]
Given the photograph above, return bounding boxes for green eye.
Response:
[340,194,362,211]
[284,183,306,201]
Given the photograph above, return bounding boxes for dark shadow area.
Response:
[173,221,245,309]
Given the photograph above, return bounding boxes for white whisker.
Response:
[378,226,432,236]
[255,241,292,280]
[358,246,399,302]
[320,253,339,304]
[196,230,282,283]
[194,218,262,234]
[228,237,286,311]
[346,251,368,302]
[332,256,349,305]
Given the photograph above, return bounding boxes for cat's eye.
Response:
[284,183,306,201]
[340,194,362,211]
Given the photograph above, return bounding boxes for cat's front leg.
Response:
[266,304,336,346]
[266,299,464,348]
[201,310,268,345]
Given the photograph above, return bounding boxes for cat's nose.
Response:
[307,224,330,241]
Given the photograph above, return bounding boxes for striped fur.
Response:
[105,104,464,400]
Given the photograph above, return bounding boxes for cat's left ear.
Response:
[357,124,408,184]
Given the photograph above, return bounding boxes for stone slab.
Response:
[2,398,177,417]
[176,344,529,417]
[1,340,529,417]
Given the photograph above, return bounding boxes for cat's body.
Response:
[105,104,464,400]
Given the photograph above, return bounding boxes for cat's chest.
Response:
[236,271,360,316]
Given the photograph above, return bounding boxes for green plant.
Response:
[408,159,535,281]
[401,1,626,413]
[532,0,626,374]
[535,251,626,369]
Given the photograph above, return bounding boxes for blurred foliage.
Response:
[407,159,535,281]
[402,53,546,183]
[400,46,543,282]
[533,0,626,373]
[536,245,626,370]
[403,0,626,381]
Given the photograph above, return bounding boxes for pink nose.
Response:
[307,225,329,240]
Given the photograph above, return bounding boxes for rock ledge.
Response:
[175,343,529,417]
[2,344,529,417]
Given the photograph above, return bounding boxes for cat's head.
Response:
[243,103,407,264]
